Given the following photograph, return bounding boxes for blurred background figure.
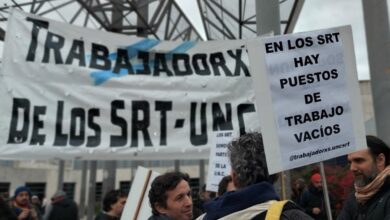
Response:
[300,173,331,220]
[31,195,43,219]
[193,184,216,214]
[217,175,236,196]
[95,189,127,220]
[0,196,17,220]
[10,186,39,220]
[44,190,78,220]
[291,178,306,204]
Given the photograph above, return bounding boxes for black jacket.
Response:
[300,185,328,220]
[46,198,78,220]
[337,176,390,220]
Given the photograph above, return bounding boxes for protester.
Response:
[31,195,43,219]
[148,171,193,220]
[197,132,312,219]
[10,186,39,220]
[44,190,78,220]
[0,195,17,220]
[217,175,235,196]
[300,173,330,220]
[291,178,306,204]
[95,189,127,220]
[337,135,390,220]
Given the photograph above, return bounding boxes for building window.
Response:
[119,181,132,194]
[25,182,46,199]
[63,183,76,200]
[95,182,102,201]
[0,182,10,199]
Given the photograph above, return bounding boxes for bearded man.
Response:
[337,135,390,220]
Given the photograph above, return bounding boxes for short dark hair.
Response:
[367,135,390,166]
[149,171,190,216]
[218,175,232,196]
[228,132,270,188]
[102,190,127,212]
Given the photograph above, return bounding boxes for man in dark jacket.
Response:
[95,189,127,220]
[196,132,313,220]
[300,173,329,220]
[44,190,79,220]
[337,135,390,220]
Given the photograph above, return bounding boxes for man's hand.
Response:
[17,208,30,220]
[312,207,321,215]
[30,208,39,220]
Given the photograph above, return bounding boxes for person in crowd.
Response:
[44,190,78,220]
[217,175,235,196]
[193,184,217,214]
[291,178,306,204]
[95,189,127,220]
[148,171,193,220]
[337,135,390,220]
[197,132,312,219]
[0,195,17,220]
[10,186,39,220]
[31,195,43,219]
[300,173,330,220]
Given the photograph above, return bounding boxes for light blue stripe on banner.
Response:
[166,41,196,60]
[90,40,196,85]
[91,38,160,85]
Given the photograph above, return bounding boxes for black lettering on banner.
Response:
[87,108,101,147]
[173,54,192,76]
[212,103,233,131]
[131,101,152,147]
[65,39,86,66]
[136,51,151,75]
[42,32,65,64]
[54,101,67,146]
[7,98,30,144]
[25,17,49,62]
[90,43,111,70]
[69,108,85,146]
[30,106,46,146]
[155,101,172,146]
[154,53,173,76]
[110,100,127,147]
[190,102,208,146]
[209,52,233,76]
[227,49,250,76]
[113,48,134,74]
[237,103,256,135]
[192,53,210,76]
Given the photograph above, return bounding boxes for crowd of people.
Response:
[1,133,389,220]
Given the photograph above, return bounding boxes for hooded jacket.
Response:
[46,197,78,220]
[196,182,312,220]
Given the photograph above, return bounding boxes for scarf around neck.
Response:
[355,165,390,204]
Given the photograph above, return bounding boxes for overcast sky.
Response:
[296,0,389,81]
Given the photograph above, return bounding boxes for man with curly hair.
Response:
[197,132,312,220]
[148,171,193,220]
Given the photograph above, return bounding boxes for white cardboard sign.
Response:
[206,131,233,192]
[247,26,366,174]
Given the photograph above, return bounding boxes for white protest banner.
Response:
[121,166,159,220]
[247,26,366,174]
[206,131,233,192]
[0,9,259,160]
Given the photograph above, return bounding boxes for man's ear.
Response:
[376,153,386,171]
[230,170,239,188]
[155,204,167,215]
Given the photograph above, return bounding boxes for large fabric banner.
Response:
[0,10,259,160]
